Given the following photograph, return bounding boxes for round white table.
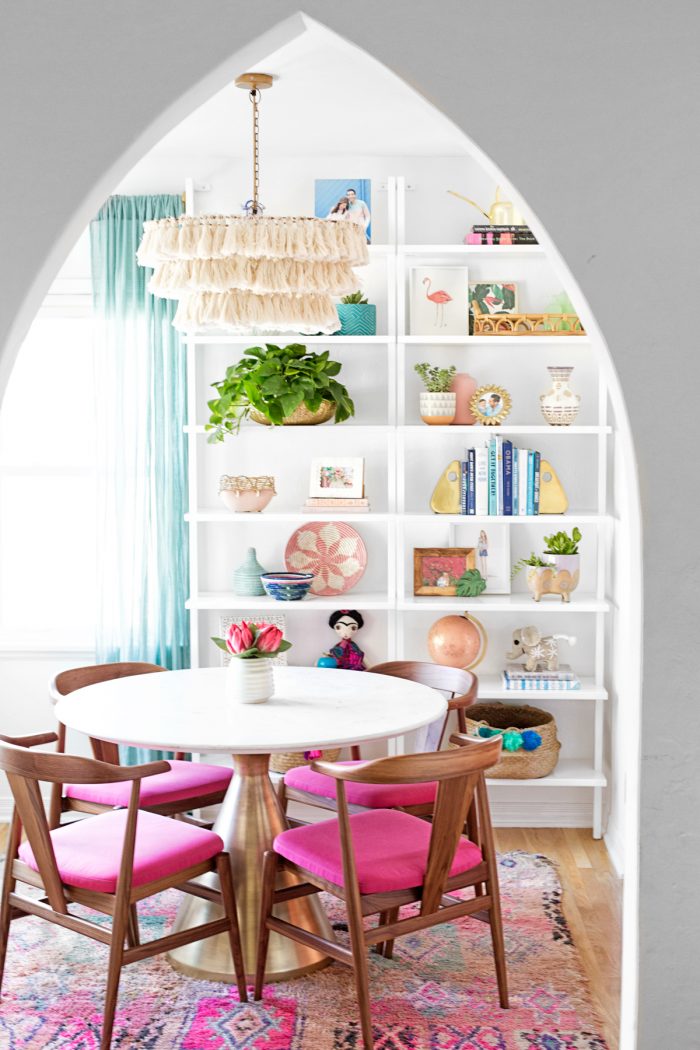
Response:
[56,666,446,983]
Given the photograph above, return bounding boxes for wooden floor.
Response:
[495,827,622,1050]
[0,824,621,1048]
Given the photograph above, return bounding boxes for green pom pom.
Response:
[502,730,523,752]
[477,726,498,738]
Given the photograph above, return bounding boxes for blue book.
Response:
[503,440,513,515]
[488,438,497,515]
[496,436,503,515]
[460,460,467,515]
[526,451,536,515]
[467,449,476,515]
[533,451,541,515]
[512,447,519,516]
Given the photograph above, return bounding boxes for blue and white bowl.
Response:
[261,572,314,601]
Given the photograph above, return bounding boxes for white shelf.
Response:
[184,423,390,434]
[185,335,391,345]
[187,510,390,523]
[486,759,607,789]
[398,593,609,612]
[187,592,392,611]
[400,244,543,256]
[478,675,608,701]
[402,512,610,524]
[400,424,611,435]
[400,335,591,345]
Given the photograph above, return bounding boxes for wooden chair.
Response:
[0,731,247,1050]
[280,662,478,819]
[254,735,507,1049]
[49,662,232,829]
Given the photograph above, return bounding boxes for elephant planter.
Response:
[527,553,580,602]
[506,626,576,672]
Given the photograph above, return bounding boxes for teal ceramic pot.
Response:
[336,303,377,336]
[232,547,267,597]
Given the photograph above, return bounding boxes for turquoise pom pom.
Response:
[502,730,523,752]
[477,726,500,738]
[521,730,542,751]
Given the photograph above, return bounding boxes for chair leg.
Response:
[0,813,21,997]
[381,907,399,960]
[101,907,127,1050]
[488,892,509,1008]
[346,897,374,1049]
[276,777,288,815]
[253,850,277,1000]
[126,904,140,948]
[216,854,248,1003]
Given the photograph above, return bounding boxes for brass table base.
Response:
[168,753,334,983]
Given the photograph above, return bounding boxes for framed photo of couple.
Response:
[314,179,372,243]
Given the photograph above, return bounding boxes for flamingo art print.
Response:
[423,276,453,327]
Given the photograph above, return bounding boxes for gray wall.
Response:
[1,2,697,1045]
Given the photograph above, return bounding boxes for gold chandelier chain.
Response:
[250,88,261,214]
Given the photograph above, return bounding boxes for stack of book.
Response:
[303,496,370,513]
[466,224,538,245]
[503,663,581,691]
[461,438,541,516]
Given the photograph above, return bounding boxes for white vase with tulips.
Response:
[212,621,292,704]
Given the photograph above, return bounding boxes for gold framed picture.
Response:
[413,547,476,597]
[470,385,512,426]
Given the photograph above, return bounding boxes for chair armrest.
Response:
[0,732,58,749]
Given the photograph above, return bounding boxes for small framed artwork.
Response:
[470,384,512,426]
[309,457,364,498]
[314,179,372,242]
[470,281,518,315]
[447,522,511,594]
[409,266,469,336]
[413,547,476,596]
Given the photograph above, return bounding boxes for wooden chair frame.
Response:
[255,735,508,1049]
[0,732,247,1050]
[49,662,229,828]
[280,662,478,820]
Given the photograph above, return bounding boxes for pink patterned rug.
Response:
[0,851,609,1049]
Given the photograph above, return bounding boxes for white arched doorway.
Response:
[0,13,641,1047]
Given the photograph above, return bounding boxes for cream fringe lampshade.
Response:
[137,73,368,334]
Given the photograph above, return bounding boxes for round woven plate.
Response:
[284,521,367,596]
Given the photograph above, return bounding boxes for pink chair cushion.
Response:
[274,808,482,894]
[64,760,232,808]
[284,761,437,809]
[18,809,224,893]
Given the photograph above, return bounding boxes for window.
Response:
[0,305,97,649]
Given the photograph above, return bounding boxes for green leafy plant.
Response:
[456,569,487,597]
[340,290,369,305]
[414,362,457,393]
[544,526,582,555]
[206,343,355,442]
[511,552,548,580]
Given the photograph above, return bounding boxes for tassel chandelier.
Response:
[137,73,368,334]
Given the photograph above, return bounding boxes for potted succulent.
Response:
[414,362,457,425]
[206,343,355,441]
[336,290,377,336]
[512,527,582,603]
[212,620,292,704]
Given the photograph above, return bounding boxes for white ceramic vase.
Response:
[540,366,581,426]
[226,657,274,704]
[419,391,457,425]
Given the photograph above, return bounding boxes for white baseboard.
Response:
[603,824,625,877]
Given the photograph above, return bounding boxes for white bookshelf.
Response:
[184,175,611,836]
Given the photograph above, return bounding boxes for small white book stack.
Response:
[502,663,581,691]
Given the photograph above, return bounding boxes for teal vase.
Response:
[336,303,377,336]
[233,547,267,597]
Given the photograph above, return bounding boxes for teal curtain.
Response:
[90,195,189,763]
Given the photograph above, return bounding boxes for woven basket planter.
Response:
[270,748,342,775]
[458,702,561,779]
[250,399,335,426]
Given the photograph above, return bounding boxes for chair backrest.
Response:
[312,735,500,915]
[369,661,478,744]
[50,662,166,764]
[0,733,169,913]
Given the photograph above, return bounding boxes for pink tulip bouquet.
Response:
[212,620,292,660]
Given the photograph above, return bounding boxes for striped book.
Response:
[502,674,581,691]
